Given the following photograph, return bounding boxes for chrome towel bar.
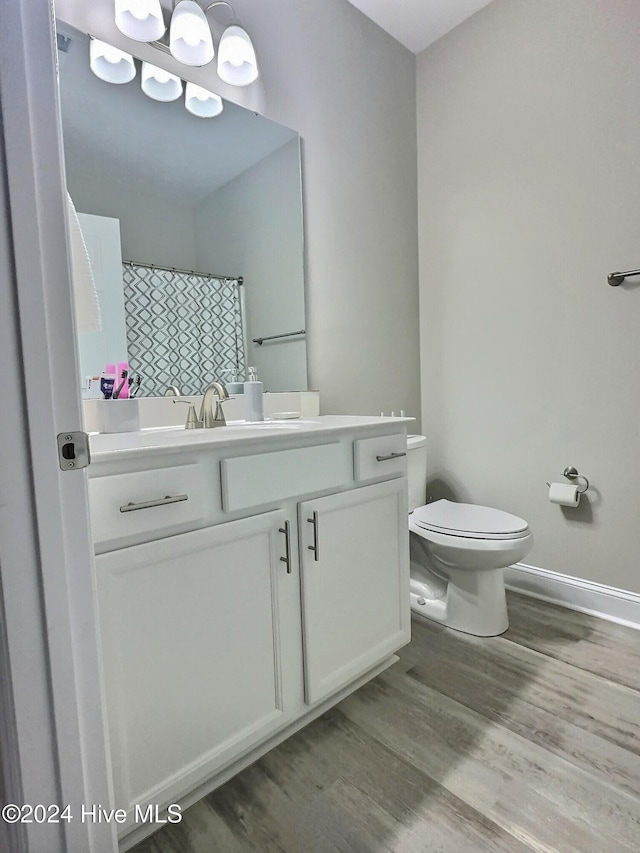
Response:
[253,329,306,345]
[608,268,640,286]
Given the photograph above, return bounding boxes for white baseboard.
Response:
[505,563,640,632]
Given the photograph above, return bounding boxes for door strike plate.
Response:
[57,431,91,471]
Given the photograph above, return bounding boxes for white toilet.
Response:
[406,435,533,636]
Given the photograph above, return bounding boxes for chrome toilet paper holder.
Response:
[545,466,590,494]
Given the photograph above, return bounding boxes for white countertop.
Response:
[89,415,415,462]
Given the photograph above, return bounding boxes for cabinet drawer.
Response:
[221,443,349,512]
[90,463,206,551]
[353,433,407,482]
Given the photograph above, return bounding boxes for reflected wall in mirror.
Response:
[57,24,307,396]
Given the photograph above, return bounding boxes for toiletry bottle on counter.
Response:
[243,366,264,421]
[226,368,244,394]
[100,365,116,400]
[83,375,102,399]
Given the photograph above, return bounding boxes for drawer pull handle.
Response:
[307,511,320,562]
[119,494,189,513]
[375,451,407,462]
[279,520,292,574]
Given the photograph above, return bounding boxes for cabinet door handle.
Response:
[279,520,292,574]
[119,494,188,513]
[375,451,407,462]
[307,511,319,561]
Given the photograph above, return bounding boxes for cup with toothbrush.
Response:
[98,362,142,432]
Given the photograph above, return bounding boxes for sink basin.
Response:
[138,420,317,435]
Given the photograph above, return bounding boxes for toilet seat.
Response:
[412,499,529,541]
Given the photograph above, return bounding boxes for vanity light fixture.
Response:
[110,0,258,85]
[89,38,136,84]
[88,37,223,118]
[184,82,224,117]
[115,0,166,43]
[141,61,184,101]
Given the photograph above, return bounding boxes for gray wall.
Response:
[417,0,640,592]
[66,169,198,270]
[56,0,421,421]
[195,139,307,392]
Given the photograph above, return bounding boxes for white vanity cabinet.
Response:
[95,510,301,815]
[87,417,411,845]
[299,478,409,704]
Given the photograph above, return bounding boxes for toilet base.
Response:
[409,567,509,637]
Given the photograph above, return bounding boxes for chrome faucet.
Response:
[199,380,230,428]
[164,384,183,397]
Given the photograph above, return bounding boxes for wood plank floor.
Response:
[132,593,640,852]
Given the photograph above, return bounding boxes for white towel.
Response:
[66,192,101,332]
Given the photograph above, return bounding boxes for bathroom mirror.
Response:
[57,24,307,395]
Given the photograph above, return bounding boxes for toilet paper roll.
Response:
[548,482,580,507]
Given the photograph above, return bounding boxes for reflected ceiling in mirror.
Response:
[58,24,307,395]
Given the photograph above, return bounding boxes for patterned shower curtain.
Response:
[122,263,245,396]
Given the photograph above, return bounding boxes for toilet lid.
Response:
[412,499,529,540]
[407,434,426,449]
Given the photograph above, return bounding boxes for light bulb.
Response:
[170,0,214,66]
[115,0,165,42]
[89,38,136,84]
[185,82,223,118]
[104,45,124,64]
[141,62,183,102]
[217,24,258,86]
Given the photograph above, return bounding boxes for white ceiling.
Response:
[345,0,495,54]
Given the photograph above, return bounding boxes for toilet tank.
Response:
[407,434,427,512]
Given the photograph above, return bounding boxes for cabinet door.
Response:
[95,510,299,814]
[299,478,410,704]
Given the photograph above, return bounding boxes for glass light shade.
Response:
[169,0,214,66]
[141,62,183,101]
[89,39,136,84]
[115,0,165,42]
[217,24,258,86]
[184,82,223,118]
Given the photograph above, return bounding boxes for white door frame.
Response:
[0,2,116,851]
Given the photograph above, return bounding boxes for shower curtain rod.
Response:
[123,259,243,285]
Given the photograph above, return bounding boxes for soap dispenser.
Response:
[243,366,264,421]
[225,368,244,395]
